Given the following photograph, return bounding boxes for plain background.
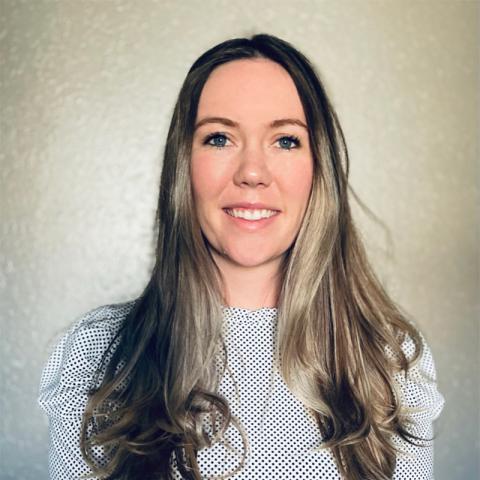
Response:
[1,1,478,479]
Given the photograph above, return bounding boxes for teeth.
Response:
[225,209,278,220]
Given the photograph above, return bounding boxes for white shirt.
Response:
[38,300,444,479]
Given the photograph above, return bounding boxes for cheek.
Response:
[280,161,313,209]
[191,154,230,209]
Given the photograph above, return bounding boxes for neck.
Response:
[212,252,282,310]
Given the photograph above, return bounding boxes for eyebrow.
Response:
[194,116,308,131]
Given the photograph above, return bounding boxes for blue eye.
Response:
[277,135,300,150]
[204,133,229,148]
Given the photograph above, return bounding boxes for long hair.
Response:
[80,34,425,479]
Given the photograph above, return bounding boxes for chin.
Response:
[230,257,270,268]
[221,247,282,269]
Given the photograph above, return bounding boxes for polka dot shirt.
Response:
[38,300,445,479]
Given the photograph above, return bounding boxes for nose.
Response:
[233,144,273,188]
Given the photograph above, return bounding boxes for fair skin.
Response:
[191,58,313,309]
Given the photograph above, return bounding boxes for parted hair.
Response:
[80,33,426,480]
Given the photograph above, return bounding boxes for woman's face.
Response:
[191,58,313,270]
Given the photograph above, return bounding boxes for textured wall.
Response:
[1,1,478,479]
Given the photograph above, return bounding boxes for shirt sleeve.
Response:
[392,331,445,480]
[38,305,126,480]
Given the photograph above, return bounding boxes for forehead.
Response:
[197,58,306,123]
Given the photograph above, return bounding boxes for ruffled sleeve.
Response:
[38,302,133,480]
[392,331,445,480]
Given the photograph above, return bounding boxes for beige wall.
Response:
[1,1,478,478]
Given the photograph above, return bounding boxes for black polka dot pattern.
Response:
[38,301,445,479]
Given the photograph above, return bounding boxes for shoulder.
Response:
[394,328,445,424]
[59,300,137,360]
[45,300,137,380]
[69,299,137,337]
[38,299,137,420]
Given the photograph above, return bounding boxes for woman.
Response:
[39,34,444,480]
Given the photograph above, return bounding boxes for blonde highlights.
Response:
[80,34,426,479]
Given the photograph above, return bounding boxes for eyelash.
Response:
[202,132,301,150]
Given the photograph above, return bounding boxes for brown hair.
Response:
[80,33,427,479]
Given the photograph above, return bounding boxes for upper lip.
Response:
[223,202,281,212]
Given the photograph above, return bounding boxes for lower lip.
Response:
[223,209,280,231]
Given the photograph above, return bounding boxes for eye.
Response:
[276,135,301,150]
[203,132,230,149]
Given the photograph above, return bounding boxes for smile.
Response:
[224,208,279,220]
[222,208,280,231]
